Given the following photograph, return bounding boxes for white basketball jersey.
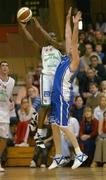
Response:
[0,77,15,123]
[41,45,62,75]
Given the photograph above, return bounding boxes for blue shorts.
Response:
[50,95,74,126]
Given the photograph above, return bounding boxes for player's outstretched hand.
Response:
[32,17,41,28]
[18,21,27,29]
[66,6,72,21]
[73,11,81,24]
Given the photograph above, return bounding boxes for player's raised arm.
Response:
[70,11,81,71]
[19,22,41,50]
[65,7,72,55]
[32,17,65,52]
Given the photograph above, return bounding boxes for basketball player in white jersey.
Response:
[19,17,65,137]
[0,61,15,172]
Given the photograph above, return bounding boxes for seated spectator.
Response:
[71,96,84,123]
[93,95,106,121]
[95,13,106,34]
[95,43,106,62]
[85,24,95,43]
[85,82,101,110]
[94,30,106,44]
[100,80,106,97]
[78,31,86,56]
[90,55,106,80]
[77,68,101,98]
[79,107,98,166]
[72,78,79,97]
[91,111,106,168]
[27,87,41,112]
[81,42,94,70]
[15,97,36,147]
[15,74,39,112]
[61,116,79,162]
[30,117,53,168]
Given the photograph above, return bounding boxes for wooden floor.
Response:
[0,167,106,180]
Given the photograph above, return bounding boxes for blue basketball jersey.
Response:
[51,55,80,126]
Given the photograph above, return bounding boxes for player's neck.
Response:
[0,73,9,81]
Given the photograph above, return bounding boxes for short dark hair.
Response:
[90,55,99,61]
[89,82,98,88]
[103,110,106,116]
[0,60,8,66]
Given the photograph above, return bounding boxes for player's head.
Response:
[49,32,57,41]
[0,60,9,75]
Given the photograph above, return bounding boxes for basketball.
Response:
[17,7,32,23]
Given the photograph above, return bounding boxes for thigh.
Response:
[55,97,70,126]
[40,74,53,106]
[0,123,9,139]
[38,106,50,128]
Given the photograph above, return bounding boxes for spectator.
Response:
[85,24,95,43]
[78,68,101,98]
[81,42,94,70]
[30,117,53,168]
[90,55,106,80]
[72,78,80,97]
[15,97,36,147]
[61,116,79,162]
[86,82,101,110]
[27,87,41,112]
[100,80,106,96]
[94,30,106,45]
[16,74,39,112]
[95,13,106,33]
[95,43,106,62]
[78,31,86,56]
[71,96,84,123]
[79,107,98,166]
[93,95,106,121]
[91,111,106,168]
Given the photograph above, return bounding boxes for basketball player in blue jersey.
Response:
[48,9,88,170]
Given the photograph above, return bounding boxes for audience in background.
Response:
[100,81,106,96]
[95,13,106,33]
[71,96,84,123]
[15,74,39,112]
[90,55,106,81]
[30,117,53,168]
[79,107,98,166]
[85,82,101,110]
[61,116,79,162]
[91,111,106,168]
[15,97,36,147]
[93,96,106,121]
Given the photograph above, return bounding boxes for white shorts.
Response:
[40,73,54,106]
[0,123,9,139]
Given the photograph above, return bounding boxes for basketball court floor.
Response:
[0,167,106,180]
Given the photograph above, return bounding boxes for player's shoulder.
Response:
[9,76,15,81]
[8,76,15,85]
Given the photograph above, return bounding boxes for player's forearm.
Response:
[21,25,40,49]
[33,17,64,51]
[38,25,64,50]
[72,23,78,47]
[65,19,72,54]
[70,22,79,70]
[65,7,72,54]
